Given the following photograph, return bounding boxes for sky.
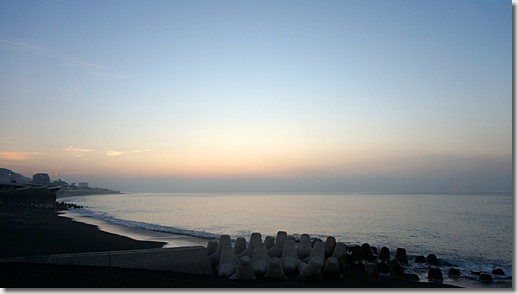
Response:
[0,0,512,193]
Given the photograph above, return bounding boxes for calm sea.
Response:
[63,192,512,286]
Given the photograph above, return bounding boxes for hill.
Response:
[0,168,31,183]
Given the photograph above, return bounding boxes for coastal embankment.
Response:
[0,206,461,288]
[56,189,121,198]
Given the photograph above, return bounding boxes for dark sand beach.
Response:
[0,206,459,288]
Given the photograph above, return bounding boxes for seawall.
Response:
[56,189,121,198]
[0,188,56,208]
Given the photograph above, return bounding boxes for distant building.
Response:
[33,173,50,185]
[79,182,89,189]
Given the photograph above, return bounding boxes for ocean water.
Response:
[63,192,512,287]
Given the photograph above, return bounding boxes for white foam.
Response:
[74,208,218,240]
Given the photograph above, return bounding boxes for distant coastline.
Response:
[56,189,122,199]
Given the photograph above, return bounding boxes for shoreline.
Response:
[58,210,509,289]
[0,206,166,259]
[59,209,211,248]
[0,206,492,288]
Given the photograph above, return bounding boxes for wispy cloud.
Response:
[105,149,150,156]
[63,146,94,152]
[0,39,60,57]
[0,161,26,166]
[94,72,132,79]
[63,146,93,157]
[0,151,40,161]
[0,39,103,68]
[105,151,126,156]
[70,60,103,68]
[0,39,130,78]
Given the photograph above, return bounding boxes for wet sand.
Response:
[60,210,210,248]
[0,206,460,288]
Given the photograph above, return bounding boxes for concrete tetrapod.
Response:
[207,240,218,256]
[427,254,439,266]
[267,231,288,258]
[297,234,312,260]
[297,257,324,280]
[218,235,232,252]
[302,241,325,263]
[250,233,263,247]
[311,238,323,248]
[388,258,401,272]
[415,255,427,263]
[492,268,505,275]
[361,243,377,262]
[479,273,493,283]
[264,257,288,280]
[217,246,239,277]
[363,262,381,283]
[331,242,349,270]
[395,248,408,265]
[209,234,233,268]
[373,258,389,274]
[229,256,256,280]
[354,260,366,271]
[324,236,337,259]
[389,264,405,280]
[404,273,420,281]
[377,246,390,263]
[281,240,299,274]
[264,236,275,250]
[323,257,343,279]
[428,267,443,281]
[350,245,365,263]
[233,237,247,256]
[237,232,262,258]
[252,243,270,275]
[448,268,461,277]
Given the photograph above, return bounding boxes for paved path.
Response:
[0,246,213,276]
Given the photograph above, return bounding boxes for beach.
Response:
[0,206,464,288]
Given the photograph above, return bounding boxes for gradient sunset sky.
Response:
[0,0,512,193]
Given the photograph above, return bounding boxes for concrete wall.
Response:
[0,188,56,208]
[0,247,213,276]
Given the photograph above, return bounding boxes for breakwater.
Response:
[207,231,508,285]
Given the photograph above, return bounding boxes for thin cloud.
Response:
[63,146,93,157]
[0,39,130,78]
[63,146,93,152]
[106,151,127,156]
[133,150,150,153]
[0,39,103,68]
[0,39,59,57]
[0,161,26,166]
[0,151,40,161]
[94,72,132,79]
[105,150,150,156]
[70,60,103,67]
[66,171,86,175]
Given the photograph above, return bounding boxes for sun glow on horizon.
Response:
[0,1,510,193]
